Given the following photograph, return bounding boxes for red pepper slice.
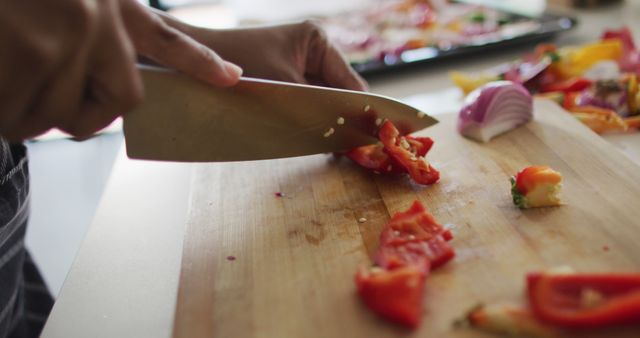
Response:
[355,200,455,329]
[376,237,454,271]
[345,144,403,174]
[355,265,427,328]
[513,166,562,196]
[540,78,593,94]
[563,91,580,109]
[373,245,431,273]
[346,135,435,175]
[527,272,640,328]
[376,201,455,270]
[379,121,440,185]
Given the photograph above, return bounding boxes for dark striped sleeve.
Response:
[0,139,29,338]
[0,139,52,338]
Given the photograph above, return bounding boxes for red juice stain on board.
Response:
[226,256,236,261]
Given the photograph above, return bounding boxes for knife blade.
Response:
[123,66,438,162]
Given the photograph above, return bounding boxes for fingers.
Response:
[16,41,92,140]
[320,42,369,91]
[59,0,143,138]
[121,0,242,87]
[303,21,368,92]
[0,0,100,141]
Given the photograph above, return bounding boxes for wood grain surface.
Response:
[173,99,640,338]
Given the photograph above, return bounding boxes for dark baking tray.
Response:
[350,11,577,76]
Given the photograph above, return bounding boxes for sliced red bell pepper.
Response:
[355,200,455,329]
[376,200,455,270]
[540,78,593,94]
[373,245,431,274]
[562,91,580,109]
[376,237,454,271]
[527,272,640,328]
[345,144,404,174]
[379,121,440,185]
[345,134,434,175]
[513,166,562,196]
[355,265,427,328]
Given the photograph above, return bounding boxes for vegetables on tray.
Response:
[527,272,640,328]
[321,0,545,68]
[346,121,440,185]
[510,166,562,209]
[355,200,455,328]
[458,81,533,143]
[450,26,640,134]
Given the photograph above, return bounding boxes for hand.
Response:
[159,18,368,91]
[0,0,242,141]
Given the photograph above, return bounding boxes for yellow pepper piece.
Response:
[554,39,623,80]
[450,71,499,95]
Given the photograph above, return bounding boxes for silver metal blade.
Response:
[124,66,438,162]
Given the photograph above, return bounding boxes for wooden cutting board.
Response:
[172,99,640,338]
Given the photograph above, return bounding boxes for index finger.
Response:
[122,2,242,87]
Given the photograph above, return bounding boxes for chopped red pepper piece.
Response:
[346,134,435,176]
[345,144,404,174]
[378,121,440,185]
[355,265,427,328]
[513,166,562,196]
[562,91,580,109]
[355,200,455,329]
[376,200,454,269]
[540,78,593,94]
[376,236,454,271]
[527,272,640,328]
[373,245,431,274]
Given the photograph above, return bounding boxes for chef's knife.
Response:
[123,66,438,162]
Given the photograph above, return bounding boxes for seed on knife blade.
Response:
[417,111,426,118]
[337,117,345,125]
[364,105,371,112]
[375,118,383,126]
[323,128,335,137]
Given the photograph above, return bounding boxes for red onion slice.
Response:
[458,81,533,142]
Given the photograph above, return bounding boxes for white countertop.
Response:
[41,2,640,337]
